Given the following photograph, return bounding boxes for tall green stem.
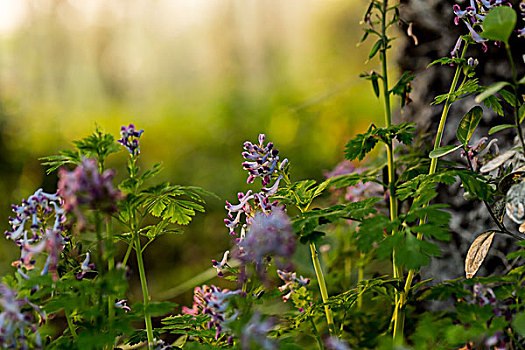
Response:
[393,42,470,341]
[134,232,154,349]
[379,0,401,281]
[309,242,335,335]
[505,43,525,153]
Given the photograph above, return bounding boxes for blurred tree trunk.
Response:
[396,0,525,282]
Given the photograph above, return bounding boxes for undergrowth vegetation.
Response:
[1,1,525,349]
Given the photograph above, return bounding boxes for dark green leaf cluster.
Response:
[344,122,416,161]
[40,126,120,173]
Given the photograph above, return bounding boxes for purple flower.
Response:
[237,209,296,278]
[182,285,210,316]
[324,161,382,202]
[242,134,285,186]
[325,336,351,350]
[58,158,123,226]
[460,137,499,172]
[277,270,310,302]
[450,0,520,57]
[117,124,144,156]
[76,252,95,280]
[212,250,230,277]
[5,189,68,277]
[185,285,243,340]
[0,284,43,349]
[114,299,131,312]
[240,312,276,350]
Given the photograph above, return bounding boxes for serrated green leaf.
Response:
[498,88,517,107]
[429,145,462,159]
[488,124,515,135]
[475,81,510,103]
[481,6,517,43]
[457,106,483,144]
[483,94,504,116]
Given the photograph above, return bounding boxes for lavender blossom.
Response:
[114,299,131,312]
[5,189,68,278]
[461,137,499,172]
[117,123,144,156]
[58,158,123,225]
[242,134,285,186]
[76,252,95,280]
[237,209,296,277]
[325,336,351,350]
[212,250,230,277]
[0,284,42,349]
[450,0,520,56]
[181,285,243,341]
[277,270,310,302]
[240,312,276,350]
[324,161,382,202]
[182,285,210,316]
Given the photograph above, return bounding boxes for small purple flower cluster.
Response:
[5,189,68,279]
[242,134,282,186]
[183,285,243,342]
[240,312,276,350]
[461,137,499,172]
[277,270,310,302]
[324,161,383,202]
[0,284,43,349]
[237,209,296,277]
[218,134,291,279]
[117,123,144,156]
[58,158,123,224]
[451,0,524,56]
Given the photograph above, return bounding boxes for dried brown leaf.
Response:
[480,149,517,173]
[465,231,495,279]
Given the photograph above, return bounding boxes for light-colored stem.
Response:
[309,242,335,335]
[134,233,154,349]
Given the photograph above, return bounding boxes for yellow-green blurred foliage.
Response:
[0,0,387,303]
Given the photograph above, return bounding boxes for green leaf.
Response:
[427,57,464,68]
[475,81,510,103]
[368,39,383,59]
[513,312,525,337]
[519,103,525,123]
[480,6,517,43]
[457,106,484,144]
[488,124,515,135]
[390,71,414,97]
[344,122,416,161]
[498,88,517,107]
[519,75,525,85]
[483,95,504,116]
[344,126,379,161]
[429,145,462,159]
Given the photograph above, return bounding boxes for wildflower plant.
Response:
[2,1,525,349]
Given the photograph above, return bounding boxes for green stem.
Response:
[505,43,525,153]
[357,253,364,310]
[106,219,115,327]
[65,311,78,340]
[309,242,335,335]
[393,42,470,341]
[134,232,154,349]
[309,317,324,350]
[122,241,133,266]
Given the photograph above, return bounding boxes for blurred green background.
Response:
[0,0,386,305]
